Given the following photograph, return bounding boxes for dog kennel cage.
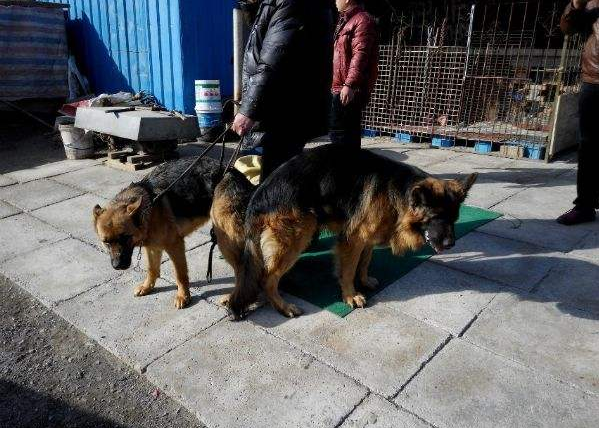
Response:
[363,1,583,160]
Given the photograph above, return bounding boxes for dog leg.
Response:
[264,272,304,318]
[261,217,317,318]
[134,247,163,297]
[357,246,378,290]
[336,240,367,308]
[165,239,191,309]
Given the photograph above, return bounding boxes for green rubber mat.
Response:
[280,205,501,317]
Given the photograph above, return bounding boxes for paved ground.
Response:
[1,124,598,427]
[0,275,202,428]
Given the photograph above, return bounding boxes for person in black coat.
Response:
[232,0,334,182]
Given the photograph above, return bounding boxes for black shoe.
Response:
[556,207,596,226]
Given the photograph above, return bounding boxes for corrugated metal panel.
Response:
[43,0,234,113]
[180,0,236,113]
[0,5,68,100]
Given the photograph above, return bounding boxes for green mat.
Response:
[280,205,501,317]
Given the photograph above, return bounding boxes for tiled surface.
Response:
[2,142,597,427]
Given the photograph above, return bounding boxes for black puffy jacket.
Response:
[239,0,334,140]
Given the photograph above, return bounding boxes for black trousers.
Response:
[329,93,363,149]
[259,130,305,183]
[575,82,599,209]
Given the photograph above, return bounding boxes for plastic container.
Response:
[195,109,222,133]
[59,124,94,159]
[523,142,546,160]
[474,140,493,153]
[431,136,453,148]
[362,128,379,137]
[394,132,412,143]
[194,79,222,112]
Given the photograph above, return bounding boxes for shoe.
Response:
[556,207,596,225]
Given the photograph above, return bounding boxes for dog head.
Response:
[93,197,145,270]
[404,173,478,254]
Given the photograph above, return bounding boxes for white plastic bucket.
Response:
[195,79,222,111]
[59,124,94,159]
[195,108,222,133]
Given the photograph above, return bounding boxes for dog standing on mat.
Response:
[93,157,221,309]
[223,144,477,319]
[210,167,256,288]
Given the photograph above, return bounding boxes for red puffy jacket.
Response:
[332,6,378,102]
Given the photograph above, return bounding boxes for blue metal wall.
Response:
[180,0,235,113]
[45,0,234,113]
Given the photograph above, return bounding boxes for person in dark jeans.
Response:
[232,0,334,182]
[330,0,378,148]
[558,0,599,225]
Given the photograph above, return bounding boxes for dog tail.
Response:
[228,234,264,320]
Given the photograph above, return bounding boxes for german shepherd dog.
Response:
[221,144,477,319]
[211,168,256,282]
[93,157,222,309]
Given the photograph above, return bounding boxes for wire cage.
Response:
[362,1,584,159]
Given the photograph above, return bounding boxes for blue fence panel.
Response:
[179,0,236,113]
[42,0,234,113]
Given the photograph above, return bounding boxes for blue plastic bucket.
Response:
[196,110,221,133]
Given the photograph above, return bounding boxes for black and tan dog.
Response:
[220,144,477,319]
[93,157,222,309]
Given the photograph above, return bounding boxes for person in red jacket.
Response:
[330,0,378,148]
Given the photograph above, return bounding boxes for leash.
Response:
[133,114,246,280]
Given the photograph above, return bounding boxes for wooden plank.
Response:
[107,150,134,160]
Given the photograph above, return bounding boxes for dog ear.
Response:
[93,204,104,220]
[458,173,478,200]
[126,197,143,217]
[410,182,433,209]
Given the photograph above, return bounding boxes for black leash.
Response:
[134,115,246,281]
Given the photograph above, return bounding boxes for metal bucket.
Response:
[59,124,94,159]
[195,79,222,112]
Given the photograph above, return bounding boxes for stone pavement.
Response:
[1,137,598,428]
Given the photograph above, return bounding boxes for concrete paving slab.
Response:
[55,270,227,371]
[534,255,599,316]
[0,174,16,187]
[451,152,516,169]
[371,262,500,336]
[432,231,556,291]
[477,216,589,252]
[161,244,236,304]
[5,158,102,183]
[373,148,463,168]
[0,238,119,305]
[52,164,144,199]
[0,200,20,219]
[0,214,67,262]
[493,179,599,234]
[569,231,599,264]
[397,339,599,428]
[362,139,422,152]
[340,395,429,428]
[492,181,576,220]
[464,178,524,209]
[146,320,367,428]
[0,179,83,211]
[465,294,599,395]
[251,302,450,397]
[32,193,109,248]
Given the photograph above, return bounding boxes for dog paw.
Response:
[344,293,366,309]
[173,293,191,309]
[219,294,231,307]
[361,276,379,290]
[279,303,304,318]
[134,284,153,297]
